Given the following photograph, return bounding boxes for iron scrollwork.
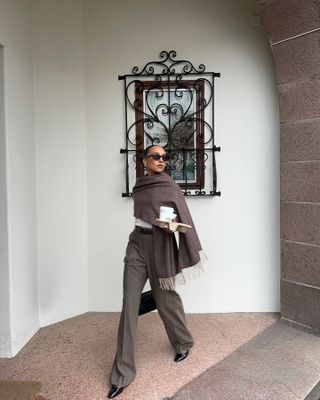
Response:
[119,50,221,197]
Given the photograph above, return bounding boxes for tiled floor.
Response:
[0,312,279,400]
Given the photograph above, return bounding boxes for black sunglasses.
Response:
[147,153,170,161]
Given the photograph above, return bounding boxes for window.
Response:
[119,50,221,197]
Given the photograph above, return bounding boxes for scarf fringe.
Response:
[158,250,207,291]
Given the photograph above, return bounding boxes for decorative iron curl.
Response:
[132,50,206,76]
[195,190,207,195]
[190,152,209,168]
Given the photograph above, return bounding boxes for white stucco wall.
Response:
[0,44,11,357]
[84,0,280,312]
[32,0,88,327]
[0,1,39,357]
[0,0,280,358]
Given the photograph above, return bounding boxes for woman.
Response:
[108,145,204,399]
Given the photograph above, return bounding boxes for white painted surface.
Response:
[32,0,88,326]
[0,0,280,358]
[0,45,12,357]
[84,0,280,312]
[0,0,39,357]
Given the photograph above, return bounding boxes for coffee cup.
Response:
[159,206,176,222]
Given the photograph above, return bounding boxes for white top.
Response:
[135,217,152,229]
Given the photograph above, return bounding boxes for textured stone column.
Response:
[259,0,320,331]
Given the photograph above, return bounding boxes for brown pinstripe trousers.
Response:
[109,228,194,387]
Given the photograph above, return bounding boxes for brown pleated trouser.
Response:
[109,227,194,387]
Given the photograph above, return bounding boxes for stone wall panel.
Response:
[281,161,320,202]
[281,240,320,287]
[272,31,320,83]
[281,280,320,329]
[280,119,320,161]
[279,76,320,123]
[259,0,320,331]
[281,202,320,245]
[259,0,320,44]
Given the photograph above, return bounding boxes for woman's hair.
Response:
[143,144,162,158]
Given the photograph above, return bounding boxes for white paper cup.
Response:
[159,206,176,222]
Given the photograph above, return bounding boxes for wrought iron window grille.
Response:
[119,50,221,197]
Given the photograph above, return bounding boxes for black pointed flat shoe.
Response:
[108,385,124,399]
[174,349,189,362]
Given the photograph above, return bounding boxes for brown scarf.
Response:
[133,173,205,290]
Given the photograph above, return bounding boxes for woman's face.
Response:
[144,146,168,175]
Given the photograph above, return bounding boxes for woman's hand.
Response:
[161,220,178,233]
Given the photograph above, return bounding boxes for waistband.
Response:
[135,226,153,235]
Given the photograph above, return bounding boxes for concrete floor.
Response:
[169,321,320,400]
[0,312,319,400]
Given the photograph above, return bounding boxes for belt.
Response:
[135,226,153,234]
